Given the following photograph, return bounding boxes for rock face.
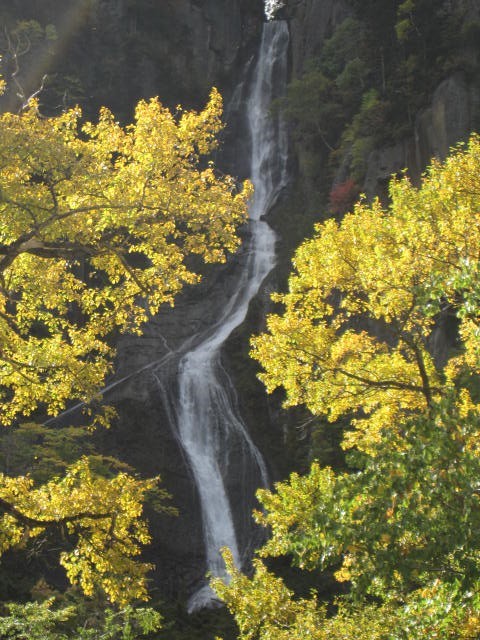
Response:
[1,0,264,117]
[363,72,480,198]
[114,0,264,108]
[286,0,351,73]
[108,236,275,601]
[415,73,480,170]
[105,0,360,603]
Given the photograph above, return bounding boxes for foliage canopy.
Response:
[252,134,480,454]
[0,88,249,425]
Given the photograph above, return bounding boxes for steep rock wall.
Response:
[364,71,480,198]
[1,0,264,117]
[108,255,266,600]
[287,0,351,74]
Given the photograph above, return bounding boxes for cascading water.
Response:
[155,20,289,612]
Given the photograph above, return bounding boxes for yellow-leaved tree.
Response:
[0,87,250,603]
[252,134,480,454]
[0,88,249,423]
[215,135,480,639]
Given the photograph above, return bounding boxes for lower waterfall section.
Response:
[154,20,290,612]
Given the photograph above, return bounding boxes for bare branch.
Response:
[2,27,47,112]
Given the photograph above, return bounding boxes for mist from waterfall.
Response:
[156,21,289,612]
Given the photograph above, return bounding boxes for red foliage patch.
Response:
[329,179,359,216]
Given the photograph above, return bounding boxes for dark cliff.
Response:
[0,0,264,117]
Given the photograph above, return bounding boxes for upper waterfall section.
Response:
[172,18,290,612]
[264,0,286,21]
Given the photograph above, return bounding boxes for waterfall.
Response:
[156,21,289,612]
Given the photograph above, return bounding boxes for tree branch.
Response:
[331,364,438,397]
[0,496,111,529]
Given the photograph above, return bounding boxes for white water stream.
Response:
[168,21,290,611]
